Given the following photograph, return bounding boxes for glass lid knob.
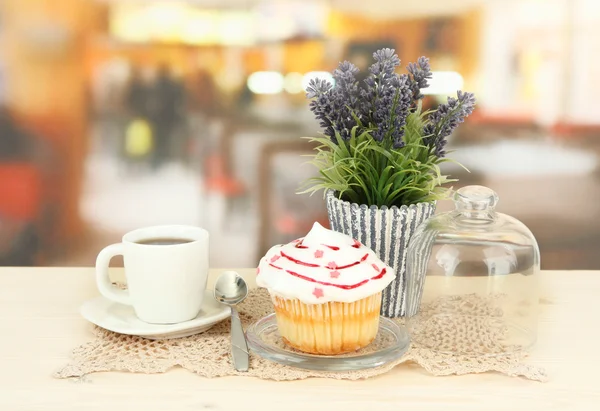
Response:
[454,185,499,211]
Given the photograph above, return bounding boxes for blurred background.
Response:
[0,0,598,269]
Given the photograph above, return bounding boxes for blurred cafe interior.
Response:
[0,0,599,269]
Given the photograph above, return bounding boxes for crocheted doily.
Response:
[55,289,547,382]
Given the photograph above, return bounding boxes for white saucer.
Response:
[81,291,231,340]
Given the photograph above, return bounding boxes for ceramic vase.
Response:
[325,190,436,317]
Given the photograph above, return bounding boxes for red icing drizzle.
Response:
[334,253,370,269]
[335,261,360,269]
[371,268,387,280]
[280,268,388,290]
[276,252,370,270]
[266,235,385,289]
[280,251,320,267]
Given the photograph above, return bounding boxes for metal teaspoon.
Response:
[213,270,249,372]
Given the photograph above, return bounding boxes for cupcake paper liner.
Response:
[271,293,381,355]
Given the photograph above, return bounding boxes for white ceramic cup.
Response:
[95,225,209,324]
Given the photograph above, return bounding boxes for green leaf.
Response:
[298,126,463,206]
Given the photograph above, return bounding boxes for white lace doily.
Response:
[55,289,547,382]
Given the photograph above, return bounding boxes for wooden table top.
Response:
[0,268,598,410]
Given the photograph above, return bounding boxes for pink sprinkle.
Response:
[257,267,260,275]
[314,250,324,258]
[372,263,380,272]
[312,287,324,299]
[270,255,281,263]
[329,270,341,279]
[326,261,337,269]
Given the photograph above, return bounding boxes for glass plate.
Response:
[246,313,410,371]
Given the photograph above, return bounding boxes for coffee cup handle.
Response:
[95,243,132,306]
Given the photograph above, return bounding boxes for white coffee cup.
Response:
[95,225,209,324]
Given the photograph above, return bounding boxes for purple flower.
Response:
[306,78,336,141]
[306,77,332,99]
[370,48,401,77]
[359,48,412,148]
[407,57,432,102]
[423,91,476,157]
[306,62,362,142]
[370,75,412,148]
[304,48,475,151]
[333,61,359,95]
[331,61,361,140]
[360,49,401,114]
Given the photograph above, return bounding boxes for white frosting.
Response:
[256,222,396,304]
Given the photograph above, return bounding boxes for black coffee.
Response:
[136,238,193,246]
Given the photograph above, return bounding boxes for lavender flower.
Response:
[423,91,476,157]
[306,62,362,142]
[332,61,360,106]
[305,48,475,152]
[305,77,332,99]
[331,61,361,140]
[391,75,413,149]
[407,56,432,102]
[370,48,401,77]
[370,74,412,148]
[359,48,412,148]
[306,78,336,141]
[359,49,401,116]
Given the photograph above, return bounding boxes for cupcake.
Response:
[257,222,396,355]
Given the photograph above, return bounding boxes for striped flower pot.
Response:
[325,190,436,317]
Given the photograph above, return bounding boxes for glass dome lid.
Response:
[405,185,540,356]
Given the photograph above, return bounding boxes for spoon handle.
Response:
[230,307,249,372]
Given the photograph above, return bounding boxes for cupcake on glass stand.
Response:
[257,222,396,355]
